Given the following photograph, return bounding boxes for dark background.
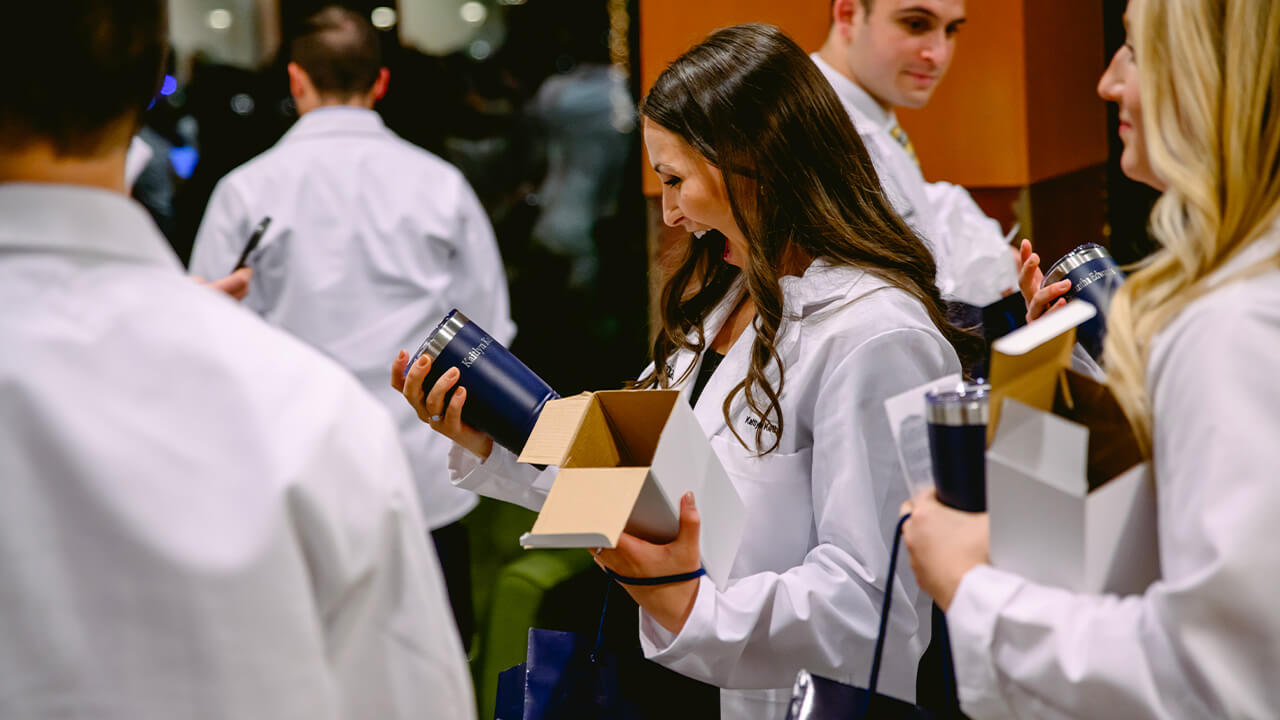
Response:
[144,0,649,397]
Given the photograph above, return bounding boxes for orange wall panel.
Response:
[637,0,1107,193]
[1023,0,1108,182]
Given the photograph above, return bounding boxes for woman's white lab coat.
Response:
[947,226,1280,719]
[451,259,961,718]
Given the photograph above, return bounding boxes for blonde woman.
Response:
[902,0,1280,717]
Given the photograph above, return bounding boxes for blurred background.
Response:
[138,1,1157,714]
[150,0,648,400]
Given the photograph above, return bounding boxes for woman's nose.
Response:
[1097,48,1123,101]
[661,192,683,227]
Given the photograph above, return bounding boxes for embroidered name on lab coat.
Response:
[744,415,779,435]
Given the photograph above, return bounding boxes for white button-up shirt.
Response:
[811,54,1017,307]
[450,260,962,718]
[190,106,514,529]
[0,184,475,719]
[947,225,1280,719]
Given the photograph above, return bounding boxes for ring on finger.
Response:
[428,414,443,423]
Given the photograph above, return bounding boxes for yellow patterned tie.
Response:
[889,124,920,169]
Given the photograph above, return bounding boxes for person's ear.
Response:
[370,67,390,103]
[287,62,310,101]
[833,0,859,37]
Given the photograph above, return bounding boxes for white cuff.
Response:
[638,575,718,681]
[946,564,1024,720]
[448,442,549,512]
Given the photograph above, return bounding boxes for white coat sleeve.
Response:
[292,385,476,719]
[188,178,251,281]
[448,442,555,512]
[921,181,1018,306]
[454,181,515,346]
[639,328,958,694]
[946,299,1280,720]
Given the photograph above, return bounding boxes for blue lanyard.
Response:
[592,567,708,659]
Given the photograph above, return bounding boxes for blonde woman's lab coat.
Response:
[948,226,1280,719]
[450,259,961,719]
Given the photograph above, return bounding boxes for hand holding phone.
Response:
[233,216,272,272]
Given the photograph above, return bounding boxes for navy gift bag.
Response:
[494,627,642,720]
[495,571,713,720]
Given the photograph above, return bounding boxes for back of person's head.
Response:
[638,23,978,453]
[290,6,383,100]
[1105,0,1280,454]
[0,0,166,157]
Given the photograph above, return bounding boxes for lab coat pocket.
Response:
[710,436,814,576]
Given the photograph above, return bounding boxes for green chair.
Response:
[463,498,595,720]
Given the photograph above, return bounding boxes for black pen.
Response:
[232,216,272,272]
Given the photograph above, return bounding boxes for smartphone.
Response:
[232,216,272,272]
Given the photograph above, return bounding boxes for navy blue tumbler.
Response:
[920,382,989,718]
[408,310,559,455]
[1042,243,1125,360]
[924,382,990,513]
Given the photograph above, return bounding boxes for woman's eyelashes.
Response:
[663,176,682,187]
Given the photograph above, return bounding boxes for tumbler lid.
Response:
[1043,243,1112,288]
[419,309,470,360]
[925,382,990,426]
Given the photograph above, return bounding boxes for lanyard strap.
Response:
[605,568,707,586]
[867,513,911,699]
[592,567,708,659]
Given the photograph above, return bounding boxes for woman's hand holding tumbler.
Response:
[392,349,494,461]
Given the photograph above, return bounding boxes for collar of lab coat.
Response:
[684,258,869,439]
[0,183,182,270]
[282,106,389,144]
[809,53,897,133]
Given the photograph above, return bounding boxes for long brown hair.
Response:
[636,23,979,454]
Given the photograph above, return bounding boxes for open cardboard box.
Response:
[986,301,1159,595]
[516,389,745,587]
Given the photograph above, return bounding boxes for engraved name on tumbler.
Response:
[409,310,559,455]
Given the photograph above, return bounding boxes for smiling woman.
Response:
[904,0,1280,717]
[645,124,747,266]
[397,21,980,719]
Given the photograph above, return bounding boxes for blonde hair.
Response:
[1103,0,1280,456]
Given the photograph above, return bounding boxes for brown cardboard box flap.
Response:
[987,301,1091,444]
[1053,371,1143,489]
[593,389,680,465]
[518,394,620,466]
[521,467,650,548]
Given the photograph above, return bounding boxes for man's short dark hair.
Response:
[0,0,166,157]
[290,6,383,99]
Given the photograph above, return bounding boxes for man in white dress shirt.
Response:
[814,0,1017,306]
[0,2,474,717]
[189,6,515,650]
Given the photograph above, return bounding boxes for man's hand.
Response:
[1016,239,1069,322]
[193,267,253,301]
